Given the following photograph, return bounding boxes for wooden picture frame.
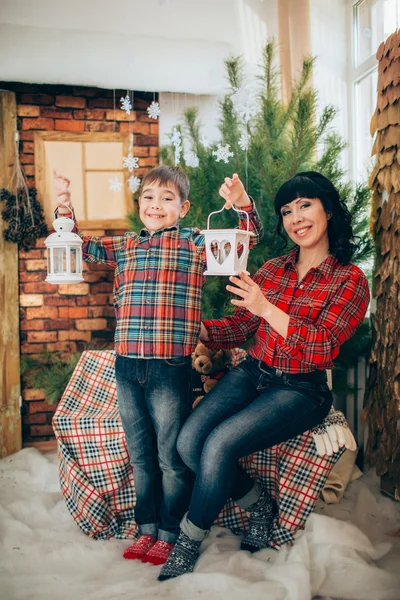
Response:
[35,131,133,230]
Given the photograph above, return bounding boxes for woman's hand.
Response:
[199,322,210,342]
[219,173,250,209]
[226,272,270,318]
[53,170,73,214]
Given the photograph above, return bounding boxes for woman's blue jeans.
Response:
[115,354,193,543]
[177,355,333,531]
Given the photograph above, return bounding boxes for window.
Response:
[35,132,133,229]
[350,0,400,181]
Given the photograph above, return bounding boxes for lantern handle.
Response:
[206,204,250,231]
[54,206,76,220]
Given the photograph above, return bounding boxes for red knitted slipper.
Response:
[141,540,175,565]
[123,535,157,560]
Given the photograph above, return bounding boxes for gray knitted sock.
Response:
[240,488,278,552]
[158,531,202,581]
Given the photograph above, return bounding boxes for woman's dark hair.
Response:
[274,171,359,265]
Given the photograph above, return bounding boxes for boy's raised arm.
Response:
[52,171,125,268]
[219,173,263,246]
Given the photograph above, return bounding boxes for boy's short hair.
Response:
[139,166,190,201]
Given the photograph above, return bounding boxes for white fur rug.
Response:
[0,448,399,600]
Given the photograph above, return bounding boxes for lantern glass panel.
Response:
[54,247,66,274]
[70,248,77,273]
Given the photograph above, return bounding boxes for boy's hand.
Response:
[219,173,250,209]
[53,170,73,215]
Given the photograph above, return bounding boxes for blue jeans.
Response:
[115,355,193,543]
[177,355,333,531]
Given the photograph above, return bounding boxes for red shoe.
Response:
[123,535,157,560]
[142,540,175,565]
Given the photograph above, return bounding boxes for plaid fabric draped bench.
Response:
[53,350,345,549]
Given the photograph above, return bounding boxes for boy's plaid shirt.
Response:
[74,204,263,358]
[204,248,370,373]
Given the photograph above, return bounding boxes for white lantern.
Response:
[201,205,255,276]
[45,210,84,284]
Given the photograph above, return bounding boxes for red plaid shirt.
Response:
[204,248,370,373]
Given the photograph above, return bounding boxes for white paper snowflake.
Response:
[122,153,139,172]
[238,133,250,151]
[109,177,123,192]
[120,94,132,115]
[231,86,257,122]
[200,136,211,149]
[171,128,182,147]
[184,151,199,168]
[147,101,160,119]
[128,175,141,194]
[212,143,234,164]
[171,128,182,165]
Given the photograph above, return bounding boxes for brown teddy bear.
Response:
[191,343,232,408]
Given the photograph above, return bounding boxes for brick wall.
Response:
[1,83,159,444]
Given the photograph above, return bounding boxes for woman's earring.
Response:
[327,213,332,220]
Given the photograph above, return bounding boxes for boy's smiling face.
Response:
[138,181,190,232]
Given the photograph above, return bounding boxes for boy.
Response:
[54,166,263,565]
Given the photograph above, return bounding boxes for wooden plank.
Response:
[0,91,22,458]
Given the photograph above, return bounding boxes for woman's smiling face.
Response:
[280,197,330,250]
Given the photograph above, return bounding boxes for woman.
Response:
[158,172,370,581]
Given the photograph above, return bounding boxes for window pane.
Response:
[84,142,124,170]
[355,69,378,181]
[383,0,400,38]
[355,0,383,65]
[85,172,126,220]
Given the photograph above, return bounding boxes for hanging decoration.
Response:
[147,101,161,119]
[122,153,140,172]
[109,177,123,192]
[212,143,234,164]
[128,175,141,194]
[231,85,257,122]
[0,131,48,250]
[238,133,250,151]
[120,94,133,115]
[184,151,200,168]
[171,128,182,165]
[0,186,48,251]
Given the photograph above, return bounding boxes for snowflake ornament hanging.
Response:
[147,101,160,119]
[171,128,182,165]
[231,85,257,123]
[109,177,123,192]
[122,153,139,172]
[120,94,133,115]
[212,143,234,164]
[128,175,141,194]
[238,133,250,151]
[184,151,199,168]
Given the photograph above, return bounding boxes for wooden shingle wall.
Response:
[365,30,400,499]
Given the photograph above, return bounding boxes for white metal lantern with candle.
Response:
[45,209,84,284]
[201,205,255,276]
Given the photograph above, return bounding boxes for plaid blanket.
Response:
[53,350,344,548]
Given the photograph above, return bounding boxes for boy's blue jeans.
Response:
[115,354,193,543]
[177,355,333,532]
